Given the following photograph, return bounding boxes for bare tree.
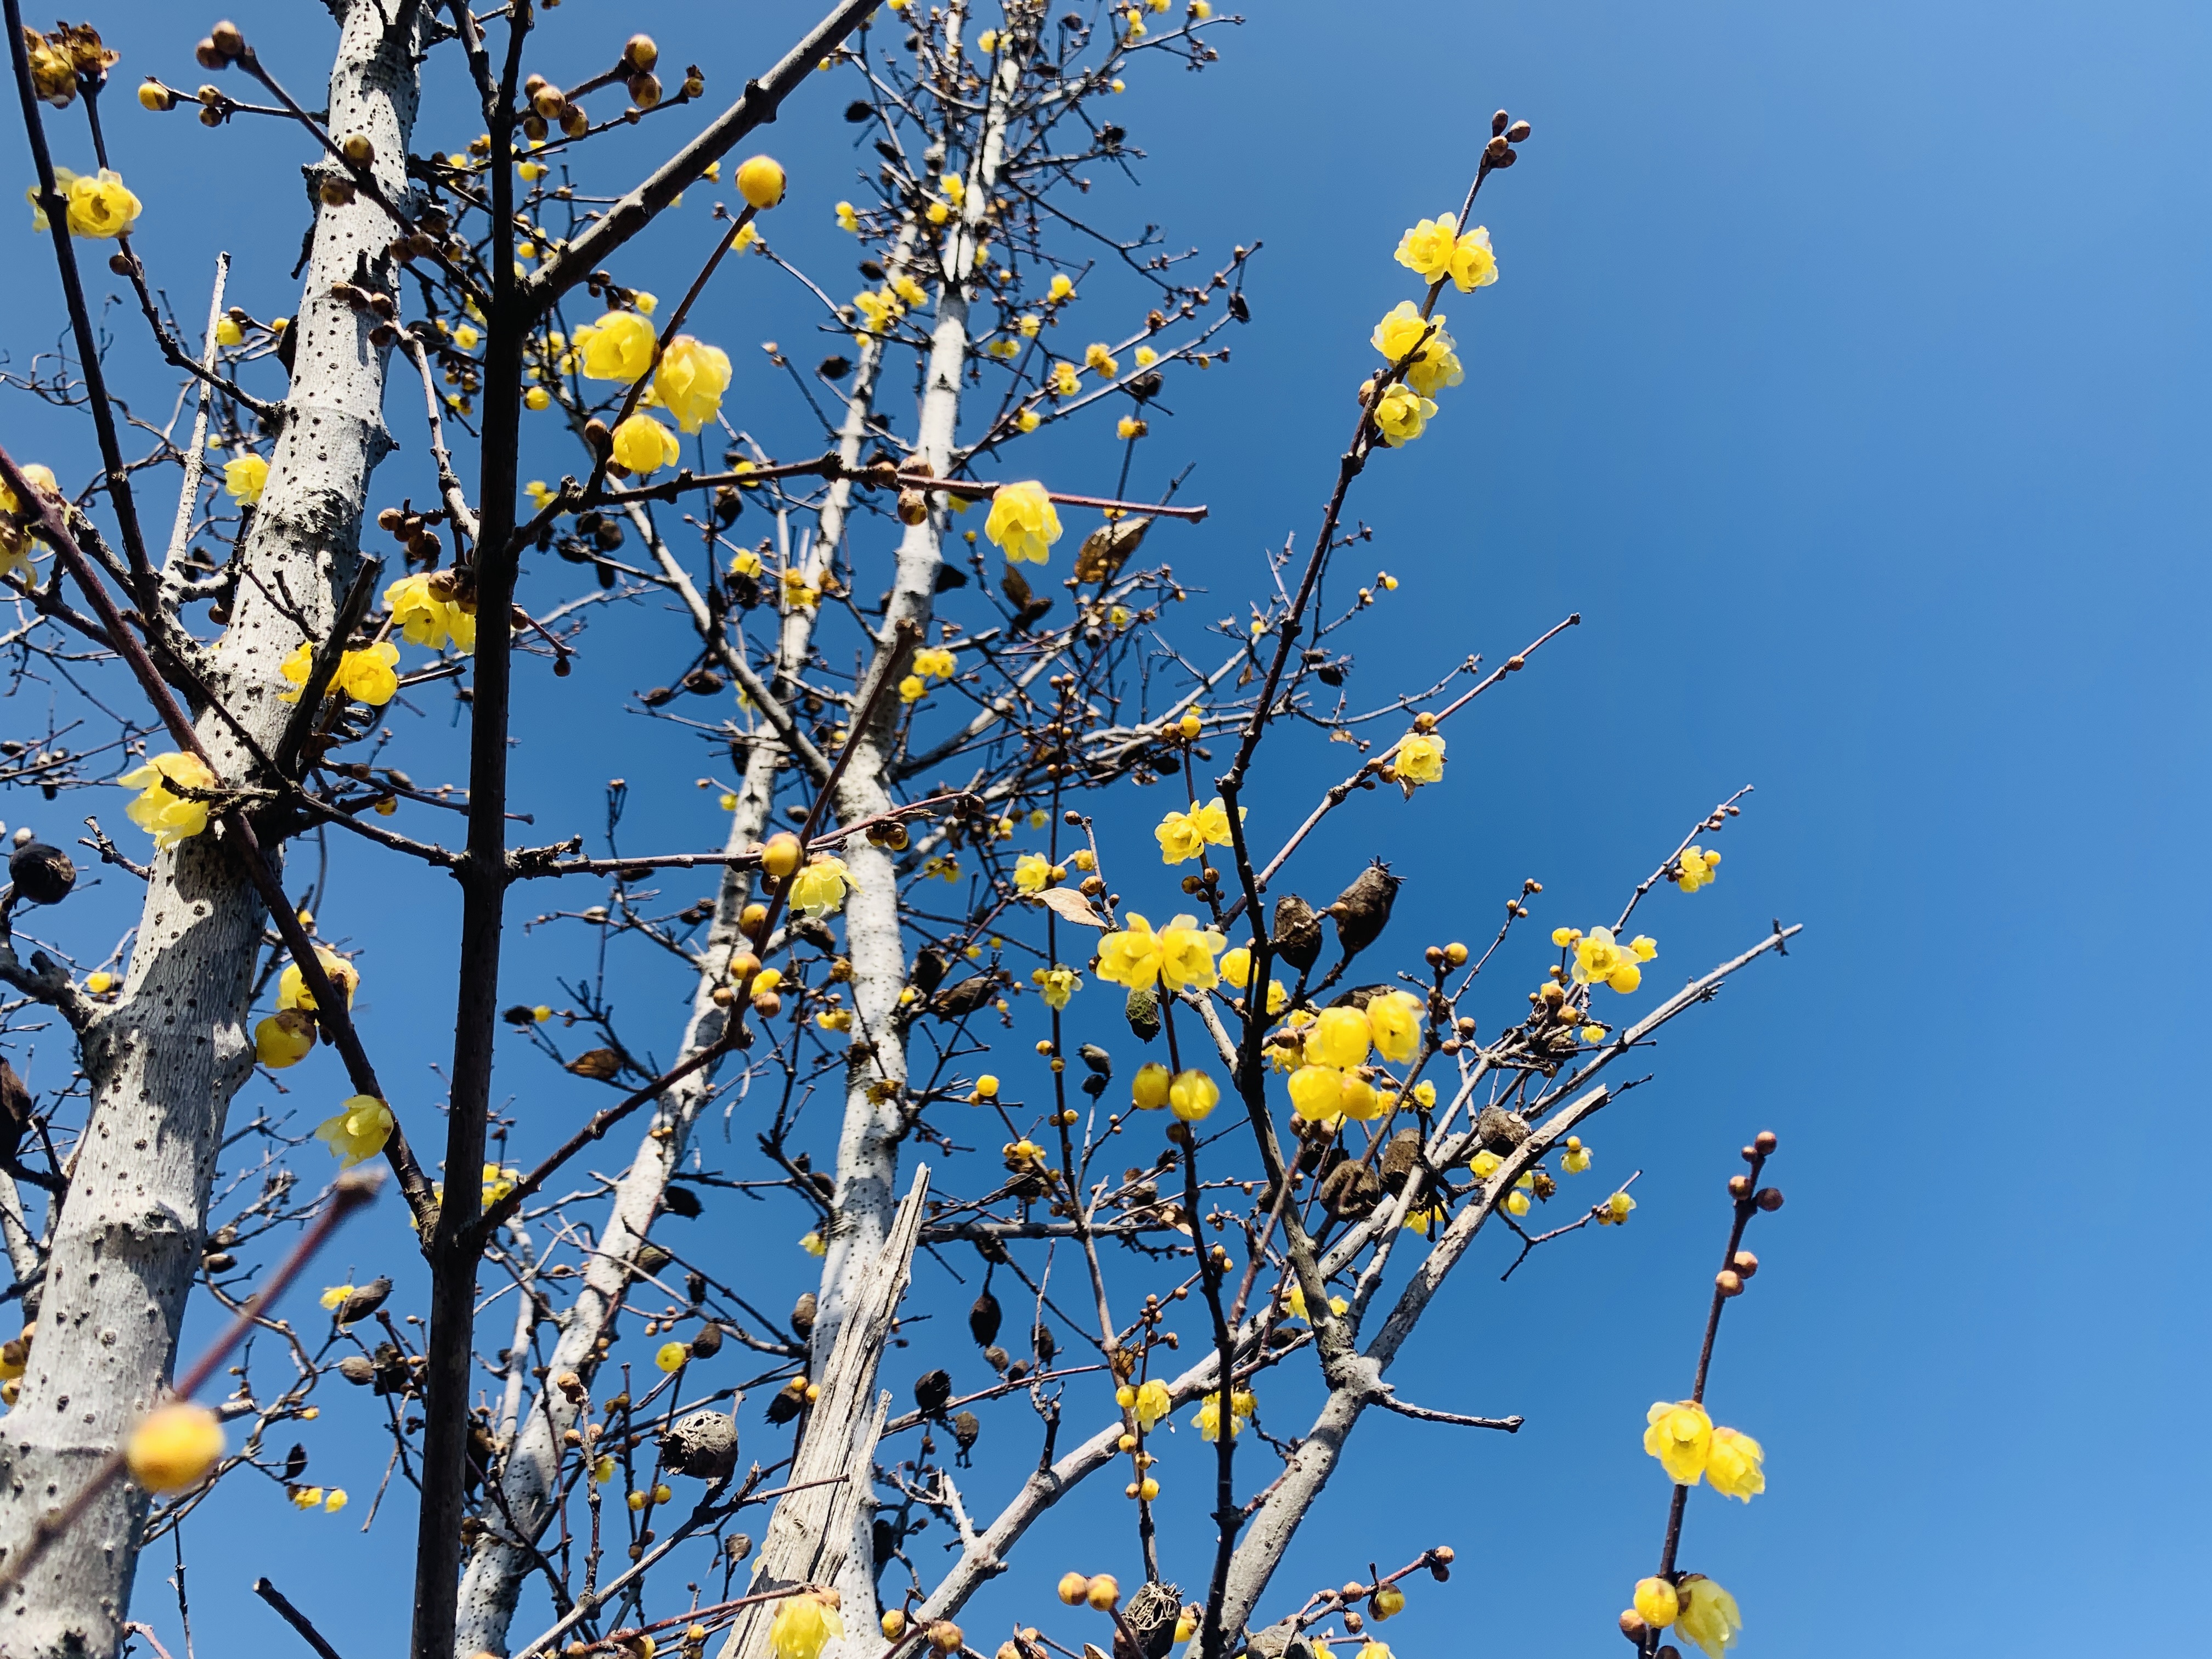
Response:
[0,5,1797,1659]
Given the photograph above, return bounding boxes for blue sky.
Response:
[3,1,2208,1655]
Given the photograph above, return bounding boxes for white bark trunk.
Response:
[0,7,421,1653]
[715,1172,929,1659]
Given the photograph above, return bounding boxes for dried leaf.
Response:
[1034,885,1105,928]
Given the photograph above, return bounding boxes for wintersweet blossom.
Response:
[1370,301,1464,397]
[1372,383,1436,447]
[1154,797,1235,864]
[577,310,658,382]
[835,200,859,232]
[1283,1283,1347,1323]
[653,336,732,432]
[1673,1577,1741,1658]
[121,752,218,848]
[1447,223,1499,291]
[1085,342,1119,377]
[789,855,856,918]
[1194,1387,1254,1442]
[1677,845,1722,893]
[255,1010,316,1069]
[1118,1377,1171,1429]
[384,573,476,653]
[223,454,269,504]
[28,165,140,238]
[1131,1061,1171,1110]
[1304,1006,1372,1069]
[769,1591,845,1659]
[313,1094,394,1167]
[1219,946,1251,988]
[1287,1065,1345,1124]
[1395,730,1446,784]
[1393,213,1461,282]
[1705,1426,1765,1501]
[1644,1399,1714,1485]
[1573,927,1647,994]
[912,645,957,680]
[1633,1577,1680,1630]
[278,640,400,707]
[612,412,681,476]
[985,480,1060,563]
[735,154,786,209]
[655,1341,689,1373]
[278,948,359,1013]
[1048,273,1075,301]
[1015,853,1054,893]
[1166,1068,1218,1122]
[1034,965,1080,1009]
[1364,989,1422,1063]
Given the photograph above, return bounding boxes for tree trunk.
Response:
[0,5,421,1653]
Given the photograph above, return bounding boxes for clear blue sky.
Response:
[4,1,2207,1655]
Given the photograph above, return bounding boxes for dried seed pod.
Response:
[1325,859,1402,958]
[968,1290,1002,1347]
[8,842,76,906]
[1270,894,1323,973]
[1124,983,1161,1044]
[1124,1582,1182,1659]
[1319,1160,1381,1221]
[566,1047,623,1081]
[1474,1105,1530,1154]
[913,1368,953,1415]
[658,1408,738,1478]
[689,1322,724,1358]
[662,1184,702,1218]
[764,1378,808,1424]
[335,1276,392,1325]
[633,1243,673,1275]
[336,1353,376,1385]
[790,1291,817,1336]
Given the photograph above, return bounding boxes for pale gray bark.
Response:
[0,7,421,1653]
[452,323,891,1658]
[715,1172,929,1659]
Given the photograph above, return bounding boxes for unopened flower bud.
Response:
[1731,1250,1758,1277]
[138,79,177,111]
[1057,1572,1091,1606]
[210,19,245,57]
[624,33,659,71]
[897,488,929,526]
[1754,1130,1778,1154]
[532,83,566,119]
[628,73,662,109]
[1086,1575,1120,1611]
[1755,1186,1784,1211]
[1715,1269,1743,1297]
[1727,1174,1752,1199]
[927,1623,962,1652]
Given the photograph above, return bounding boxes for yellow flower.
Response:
[1085,342,1119,377]
[1265,980,1288,1014]
[1644,1400,1713,1485]
[799,1230,826,1256]
[1602,1190,1636,1223]
[1304,1006,1371,1069]
[1338,1072,1382,1120]
[1395,731,1445,785]
[0,461,54,521]
[1017,409,1042,433]
[1562,1142,1592,1175]
[1505,1189,1530,1217]
[318,1283,353,1311]
[612,412,681,476]
[736,154,787,210]
[1036,965,1080,1009]
[781,568,821,611]
[1048,273,1075,302]
[653,336,731,433]
[1372,383,1436,447]
[1017,313,1042,338]
[1154,797,1235,864]
[383,573,476,653]
[1678,845,1722,893]
[1135,345,1158,368]
[126,1404,223,1493]
[1633,1577,1679,1629]
[1190,0,1211,14]
[224,454,269,504]
[324,1488,348,1512]
[1117,416,1145,441]
[278,640,400,707]
[1401,1205,1442,1232]
[1127,1377,1171,1428]
[292,1485,326,1510]
[1097,915,1165,989]
[1674,1577,1741,1658]
[1370,301,1464,397]
[313,1094,394,1167]
[1283,1283,1347,1323]
[255,1010,317,1069]
[453,323,481,350]
[1573,927,1644,994]
[29,165,141,239]
[482,1163,520,1206]
[1288,1065,1342,1123]
[913,645,957,681]
[655,1341,689,1373]
[1393,213,1461,283]
[1167,1068,1218,1122]
[278,948,359,1012]
[1447,223,1499,292]
[592,1455,617,1482]
[1015,852,1054,893]
[214,317,244,347]
[789,855,856,918]
[121,751,221,849]
[890,272,928,308]
[770,1594,845,1659]
[985,480,1061,565]
[1706,1426,1765,1502]
[1052,361,1080,397]
[1132,1061,1171,1110]
[854,288,902,332]
[577,310,658,382]
[835,200,859,232]
[1194,1387,1254,1442]
[731,222,760,253]
[1364,990,1421,1063]
[1219,946,1252,989]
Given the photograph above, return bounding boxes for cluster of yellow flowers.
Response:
[1128,1062,1220,1122]
[1217,947,1289,1014]
[1676,844,1721,893]
[1631,1575,1741,1658]
[290,1485,349,1513]
[1154,796,1239,864]
[788,854,857,919]
[899,642,958,702]
[1115,1377,1172,1430]
[985,480,1062,563]
[1284,994,1421,1126]
[1552,926,1656,995]
[385,573,478,653]
[0,461,58,588]
[1094,912,1225,992]
[119,751,218,849]
[1643,1399,1764,1500]
[277,639,400,707]
[1365,212,1499,447]
[1031,964,1081,1009]
[1194,1385,1256,1442]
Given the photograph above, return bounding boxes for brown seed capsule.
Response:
[1716,1269,1743,1297]
[1755,1187,1784,1211]
[751,990,782,1018]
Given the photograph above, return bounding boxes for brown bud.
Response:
[751,990,782,1018]
[340,132,375,166]
[561,105,590,139]
[1618,1611,1648,1641]
[532,83,566,119]
[522,112,549,142]
[1731,1250,1758,1277]
[1754,1130,1778,1154]
[210,19,245,57]
[583,419,612,455]
[624,34,659,71]
[1755,1187,1784,1211]
[628,73,662,110]
[1505,120,1532,143]
[897,488,929,525]
[1715,1269,1743,1297]
[1727,1173,1752,1199]
[193,37,226,69]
